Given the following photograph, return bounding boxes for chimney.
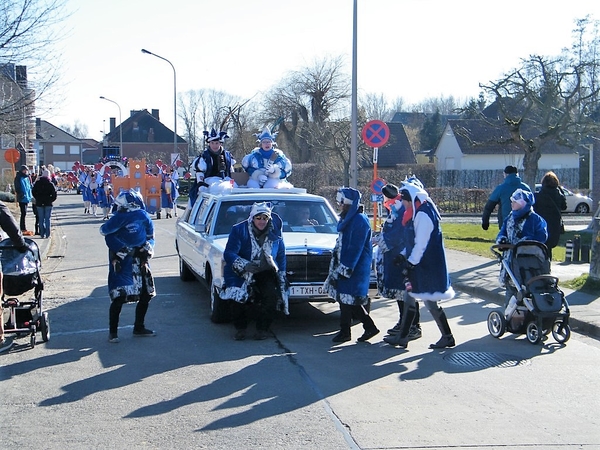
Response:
[151,109,160,121]
[16,65,27,88]
[110,118,116,132]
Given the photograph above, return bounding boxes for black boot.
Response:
[109,301,123,343]
[133,301,155,337]
[387,300,404,335]
[332,327,351,343]
[429,309,455,349]
[384,303,417,348]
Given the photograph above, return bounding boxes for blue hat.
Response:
[255,126,277,143]
[204,128,229,143]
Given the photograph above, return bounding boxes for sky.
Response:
[43,0,600,141]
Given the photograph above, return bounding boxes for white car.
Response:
[535,184,594,214]
[175,187,340,322]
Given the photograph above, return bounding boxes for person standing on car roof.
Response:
[324,187,379,344]
[242,127,293,189]
[221,202,289,341]
[189,129,236,206]
[0,201,27,353]
[482,165,531,230]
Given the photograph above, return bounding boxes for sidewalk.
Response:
[448,248,600,339]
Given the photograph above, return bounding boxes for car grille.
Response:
[286,253,332,283]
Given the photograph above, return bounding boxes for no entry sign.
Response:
[362,120,390,148]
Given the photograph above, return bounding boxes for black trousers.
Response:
[231,271,280,331]
[18,202,27,231]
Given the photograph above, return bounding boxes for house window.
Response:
[54,145,66,154]
[69,145,80,155]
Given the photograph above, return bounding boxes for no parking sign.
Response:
[362,120,390,148]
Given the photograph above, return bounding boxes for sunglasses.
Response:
[254,215,269,221]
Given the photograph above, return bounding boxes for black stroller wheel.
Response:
[487,310,506,338]
[41,312,50,342]
[552,320,571,344]
[526,321,542,344]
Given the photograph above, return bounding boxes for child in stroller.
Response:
[488,240,571,344]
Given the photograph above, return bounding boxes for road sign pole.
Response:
[373,147,379,230]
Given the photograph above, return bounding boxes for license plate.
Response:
[289,285,326,297]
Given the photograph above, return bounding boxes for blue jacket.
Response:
[483,173,531,228]
[221,214,288,312]
[405,201,454,301]
[374,203,407,298]
[324,190,372,304]
[100,209,155,299]
[14,172,32,204]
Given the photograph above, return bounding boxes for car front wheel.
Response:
[574,203,590,214]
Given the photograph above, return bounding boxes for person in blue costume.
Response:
[242,127,292,189]
[221,202,289,340]
[189,129,236,206]
[482,165,531,230]
[374,181,422,342]
[384,182,456,349]
[100,189,156,343]
[160,173,177,219]
[495,188,548,307]
[97,181,115,220]
[324,187,379,343]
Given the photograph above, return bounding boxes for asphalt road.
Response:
[1,194,599,449]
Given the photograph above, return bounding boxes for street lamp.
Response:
[141,48,178,158]
[99,96,123,159]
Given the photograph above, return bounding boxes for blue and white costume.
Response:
[189,129,236,205]
[221,203,289,315]
[323,188,372,306]
[241,127,292,189]
[100,190,155,302]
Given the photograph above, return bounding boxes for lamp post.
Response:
[350,0,358,189]
[99,96,123,159]
[141,49,178,158]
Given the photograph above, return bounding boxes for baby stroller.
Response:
[487,240,570,345]
[0,237,49,348]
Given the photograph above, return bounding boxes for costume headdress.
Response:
[203,128,229,143]
[248,202,272,220]
[255,126,277,143]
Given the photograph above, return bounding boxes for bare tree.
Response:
[475,54,600,187]
[178,89,258,165]
[0,0,69,149]
[60,120,88,138]
[360,92,401,121]
[261,56,351,163]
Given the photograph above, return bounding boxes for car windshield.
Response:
[213,199,339,235]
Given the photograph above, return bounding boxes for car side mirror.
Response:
[194,223,206,233]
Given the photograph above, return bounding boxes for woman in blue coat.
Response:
[384,182,456,349]
[221,202,289,340]
[324,187,379,343]
[100,189,156,343]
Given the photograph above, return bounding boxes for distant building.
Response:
[103,109,188,164]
